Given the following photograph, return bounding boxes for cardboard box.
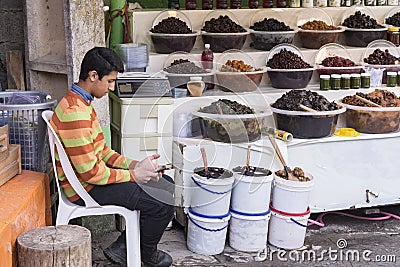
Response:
[0,144,21,187]
[0,125,8,161]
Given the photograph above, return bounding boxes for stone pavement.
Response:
[92,205,400,267]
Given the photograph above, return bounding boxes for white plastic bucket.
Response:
[231,167,273,214]
[229,209,271,252]
[190,168,234,217]
[268,206,310,250]
[186,209,230,255]
[271,173,314,214]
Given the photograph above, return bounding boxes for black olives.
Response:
[164,59,208,74]
[272,90,339,111]
[363,49,398,65]
[267,49,312,69]
[199,99,255,115]
[202,15,246,33]
[321,56,356,67]
[250,18,292,32]
[386,12,400,27]
[151,17,192,34]
[342,11,384,29]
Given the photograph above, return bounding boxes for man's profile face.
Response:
[91,71,118,98]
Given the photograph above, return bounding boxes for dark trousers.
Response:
[74,174,175,260]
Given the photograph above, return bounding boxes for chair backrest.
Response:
[42,110,100,208]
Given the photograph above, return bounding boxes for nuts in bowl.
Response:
[216,50,265,92]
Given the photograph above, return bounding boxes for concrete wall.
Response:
[0,0,25,90]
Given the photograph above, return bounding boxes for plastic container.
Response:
[190,167,234,217]
[0,91,57,171]
[385,6,400,27]
[315,43,363,75]
[201,11,249,53]
[193,107,271,143]
[231,166,273,215]
[297,9,344,49]
[271,173,314,213]
[341,7,387,47]
[149,11,199,53]
[363,40,400,84]
[249,10,297,51]
[162,52,215,90]
[340,102,400,134]
[229,210,271,252]
[250,29,298,51]
[215,49,266,92]
[186,209,230,255]
[266,44,314,89]
[115,43,149,72]
[268,206,310,250]
[298,27,344,49]
[270,105,346,138]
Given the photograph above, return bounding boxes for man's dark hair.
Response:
[79,47,124,80]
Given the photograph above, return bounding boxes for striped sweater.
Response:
[50,91,137,202]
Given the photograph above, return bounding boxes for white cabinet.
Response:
[287,133,400,212]
[109,93,174,178]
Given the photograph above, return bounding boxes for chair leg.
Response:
[125,211,141,267]
[55,209,71,225]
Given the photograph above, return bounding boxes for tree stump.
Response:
[17,225,91,267]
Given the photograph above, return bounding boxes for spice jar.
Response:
[386,72,397,87]
[331,74,341,90]
[387,27,400,47]
[320,75,330,90]
[361,73,371,88]
[276,0,287,7]
[262,0,274,7]
[351,73,361,89]
[341,74,351,89]
[185,0,197,9]
[397,71,400,86]
[289,0,301,6]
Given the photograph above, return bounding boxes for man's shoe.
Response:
[142,250,172,267]
[103,240,127,267]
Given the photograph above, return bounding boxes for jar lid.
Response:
[341,74,351,78]
[190,76,203,81]
[387,71,397,76]
[331,74,341,78]
[361,73,370,77]
[351,73,361,77]
[388,27,399,32]
[320,74,330,79]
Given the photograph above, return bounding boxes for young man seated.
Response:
[50,47,174,267]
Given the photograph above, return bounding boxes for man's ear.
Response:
[89,71,97,82]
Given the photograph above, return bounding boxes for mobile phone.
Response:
[155,163,173,172]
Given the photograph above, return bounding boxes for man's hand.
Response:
[131,154,161,184]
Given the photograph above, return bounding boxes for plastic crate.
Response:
[0,91,57,172]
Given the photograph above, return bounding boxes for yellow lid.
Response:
[334,128,360,137]
[388,27,399,32]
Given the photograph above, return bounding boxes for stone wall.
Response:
[0,0,24,90]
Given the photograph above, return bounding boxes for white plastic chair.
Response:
[42,110,141,267]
